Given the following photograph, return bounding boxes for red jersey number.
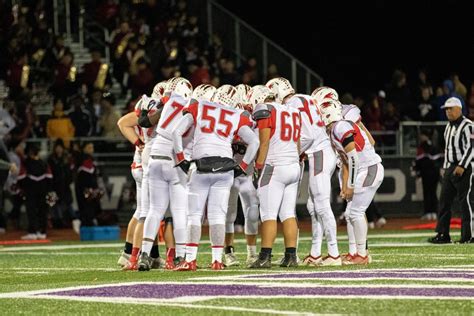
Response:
[280,111,301,142]
[201,105,234,137]
[160,102,184,129]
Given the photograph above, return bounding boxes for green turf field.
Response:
[0,230,473,315]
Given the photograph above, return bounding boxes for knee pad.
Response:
[225,222,235,234]
[246,205,260,223]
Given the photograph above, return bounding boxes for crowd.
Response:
[0,0,473,237]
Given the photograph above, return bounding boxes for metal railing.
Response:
[206,0,323,93]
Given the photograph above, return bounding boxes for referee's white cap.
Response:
[441,97,463,109]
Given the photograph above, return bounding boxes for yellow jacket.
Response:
[46,110,75,147]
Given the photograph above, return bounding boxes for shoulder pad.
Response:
[241,110,251,118]
[253,103,274,120]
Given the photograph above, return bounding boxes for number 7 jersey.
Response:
[184,100,253,160]
[253,102,301,166]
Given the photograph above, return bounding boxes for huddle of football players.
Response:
[116,75,384,271]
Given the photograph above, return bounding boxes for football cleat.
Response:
[248,253,272,269]
[319,255,342,266]
[122,260,138,271]
[165,258,176,270]
[137,252,154,271]
[117,251,131,267]
[343,254,369,265]
[21,233,38,240]
[302,254,322,266]
[152,256,166,269]
[224,251,240,267]
[280,253,299,268]
[174,260,197,271]
[246,253,259,266]
[210,260,225,270]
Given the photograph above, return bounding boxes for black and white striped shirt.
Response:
[443,116,474,169]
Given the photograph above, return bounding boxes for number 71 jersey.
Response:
[253,102,301,166]
[185,100,253,160]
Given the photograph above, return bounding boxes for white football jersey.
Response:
[253,102,301,166]
[286,94,330,153]
[151,93,189,156]
[329,120,381,168]
[342,104,361,124]
[186,100,252,160]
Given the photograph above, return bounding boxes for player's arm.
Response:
[256,128,270,168]
[358,121,375,146]
[117,111,143,148]
[171,113,195,173]
[236,125,259,172]
[138,106,163,127]
[343,136,359,201]
[340,162,349,199]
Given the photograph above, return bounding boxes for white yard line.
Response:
[0,232,449,252]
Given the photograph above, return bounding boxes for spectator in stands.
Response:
[18,144,54,240]
[9,100,33,144]
[414,69,432,99]
[99,92,121,137]
[182,15,200,42]
[220,59,240,85]
[386,70,413,119]
[412,130,442,221]
[48,139,77,230]
[267,63,279,81]
[130,57,154,99]
[417,85,437,121]
[382,101,400,150]
[363,94,383,132]
[4,141,25,230]
[467,82,474,120]
[207,34,226,68]
[68,95,93,137]
[434,79,466,120]
[111,21,133,95]
[156,61,177,82]
[46,98,75,148]
[188,58,210,87]
[46,35,69,67]
[87,89,102,136]
[6,51,30,98]
[51,52,78,102]
[240,56,260,86]
[451,73,467,101]
[96,0,120,30]
[75,141,101,227]
[80,50,112,96]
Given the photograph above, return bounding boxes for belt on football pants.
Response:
[150,155,172,161]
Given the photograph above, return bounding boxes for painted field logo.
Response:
[41,281,473,301]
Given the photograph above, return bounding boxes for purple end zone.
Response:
[44,283,474,299]
[246,271,474,280]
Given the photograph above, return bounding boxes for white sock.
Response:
[176,243,186,258]
[185,244,198,262]
[345,216,357,255]
[212,246,223,262]
[353,216,368,257]
[247,245,257,257]
[141,240,153,255]
[310,212,323,257]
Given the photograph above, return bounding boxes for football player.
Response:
[224,83,260,266]
[137,77,193,271]
[248,85,302,268]
[267,79,340,266]
[318,99,384,265]
[172,85,259,271]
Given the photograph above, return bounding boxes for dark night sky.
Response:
[216,0,474,96]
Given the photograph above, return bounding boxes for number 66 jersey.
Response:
[253,102,301,166]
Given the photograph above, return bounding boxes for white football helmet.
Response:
[212,85,239,107]
[165,77,193,98]
[265,77,295,103]
[191,84,216,102]
[235,84,252,108]
[318,98,343,125]
[248,85,274,106]
[311,86,339,106]
[151,81,167,99]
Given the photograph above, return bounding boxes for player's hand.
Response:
[440,168,445,178]
[339,188,346,200]
[253,167,263,189]
[453,166,465,177]
[9,163,18,174]
[233,165,246,178]
[176,159,191,174]
[345,187,354,201]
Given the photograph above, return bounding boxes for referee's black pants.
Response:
[436,165,474,241]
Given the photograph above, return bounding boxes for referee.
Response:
[429,97,473,244]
